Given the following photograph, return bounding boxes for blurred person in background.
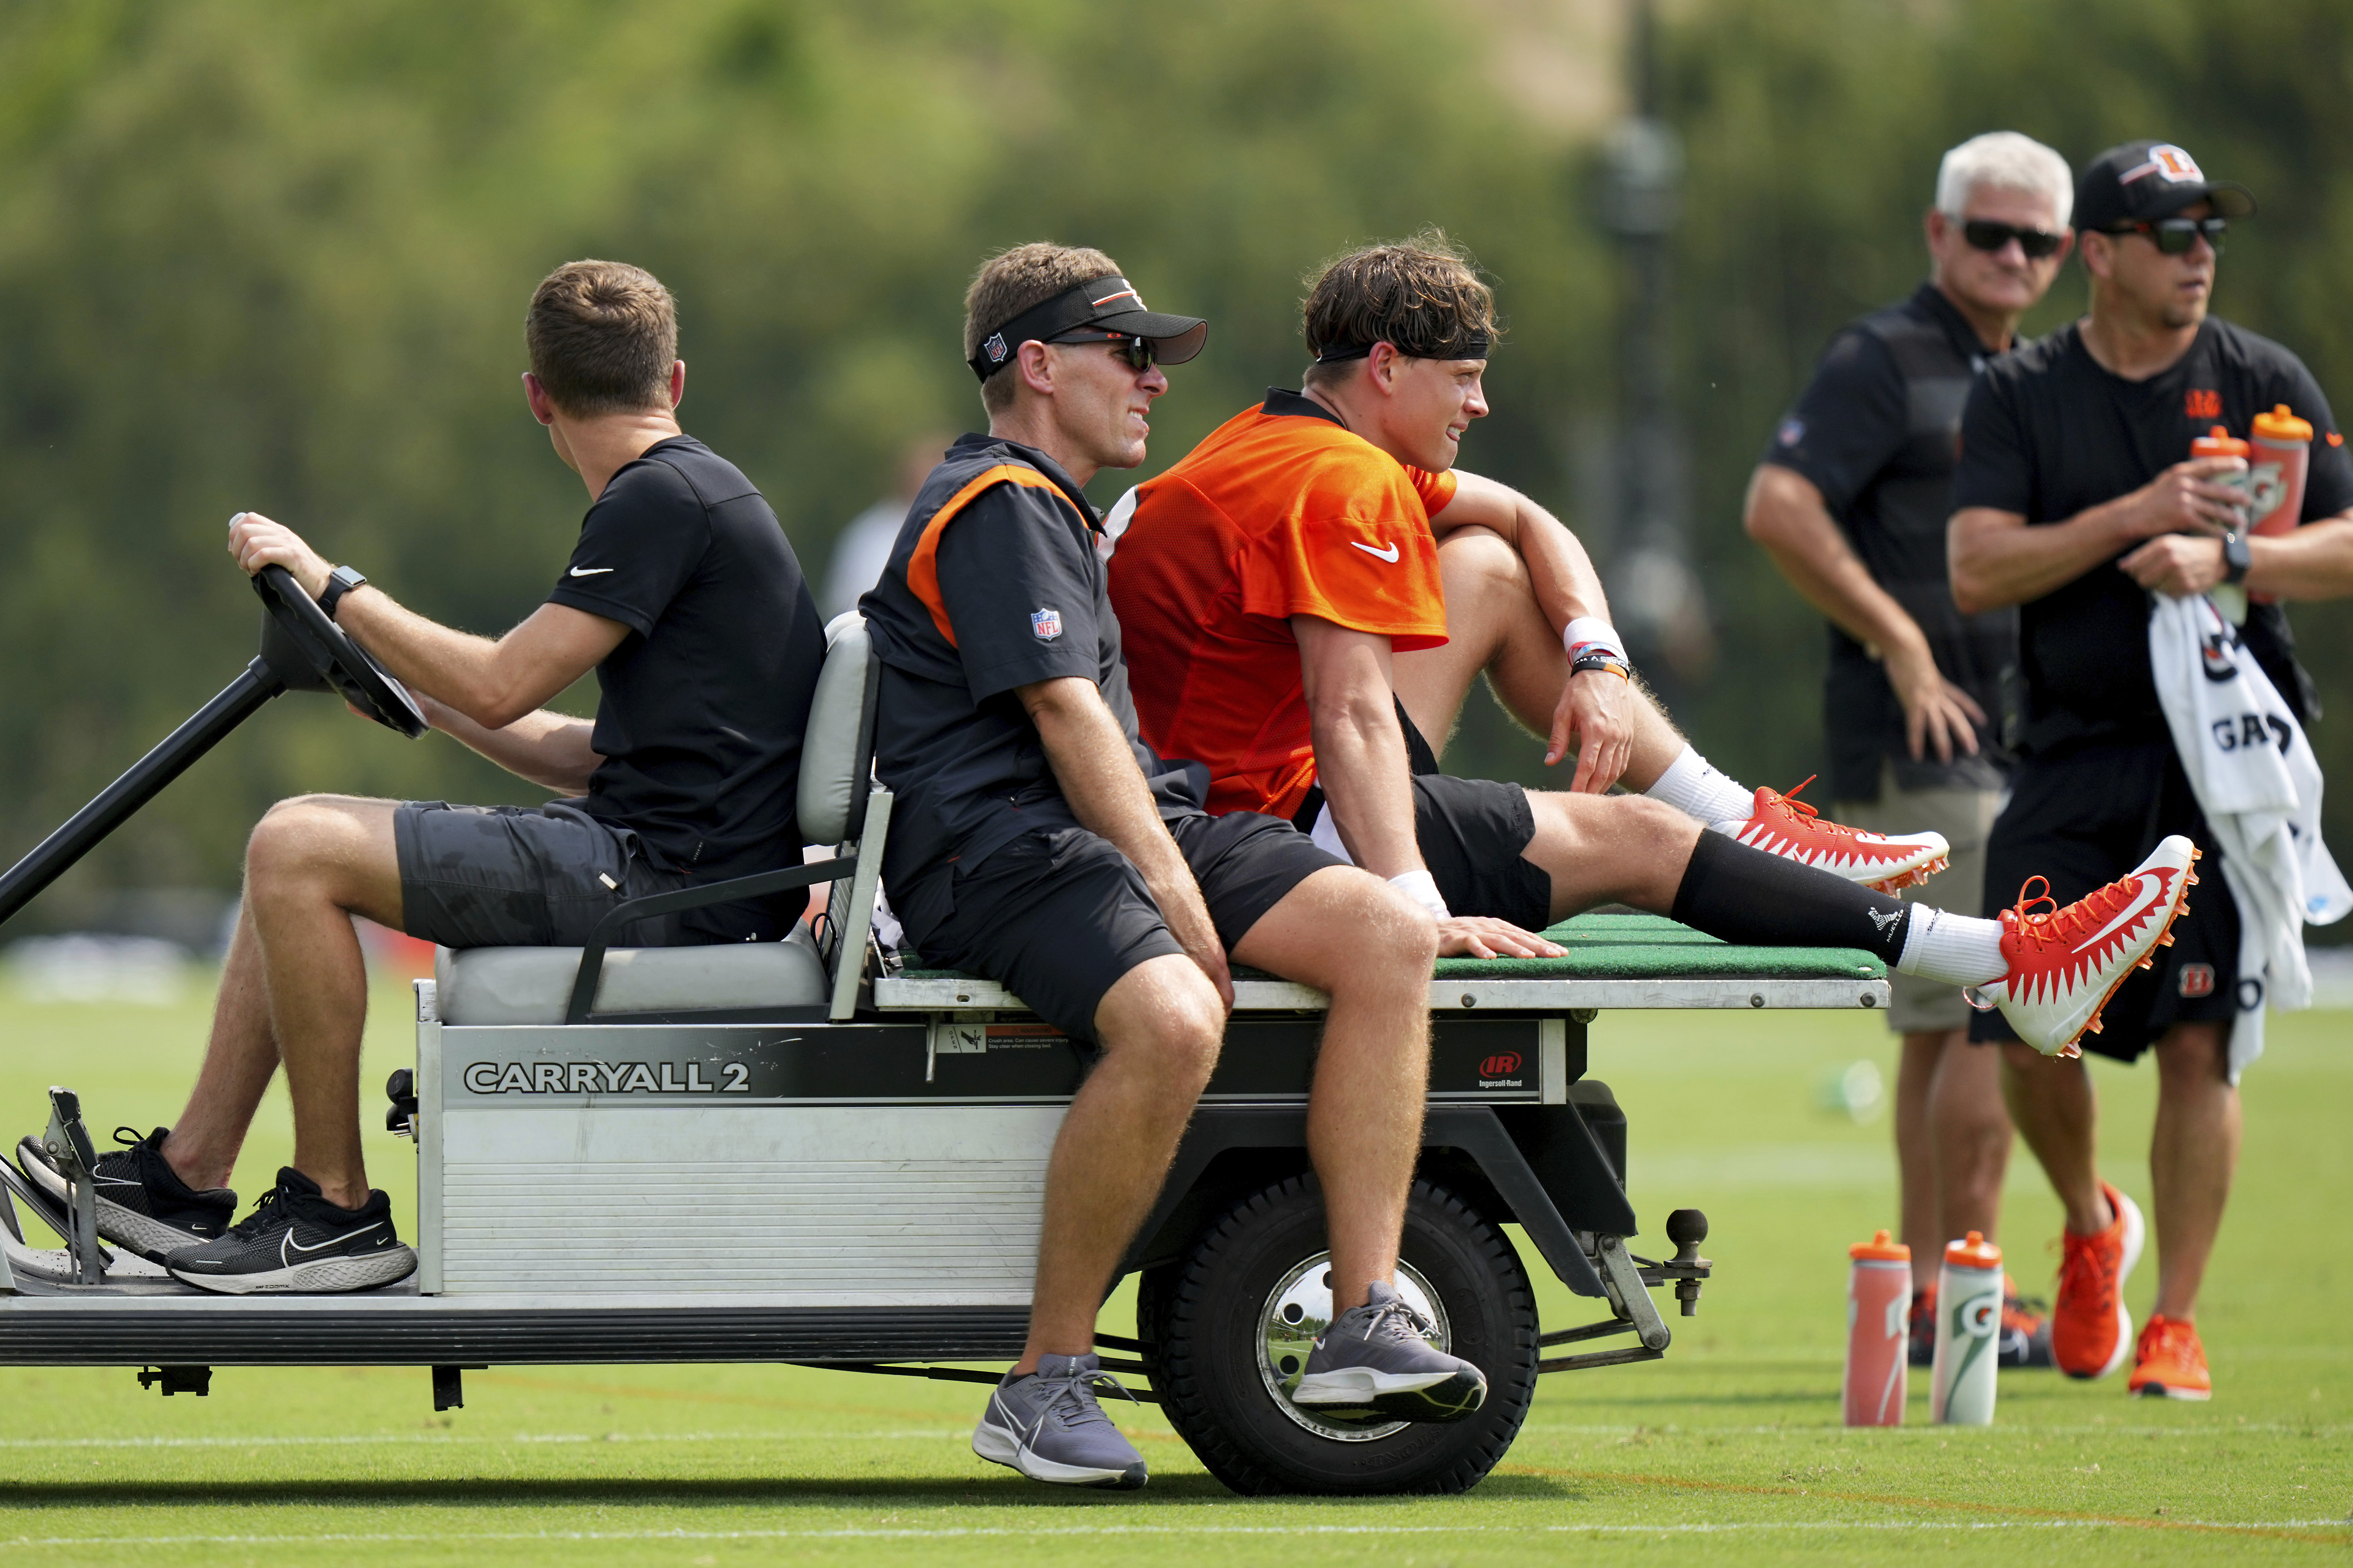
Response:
[1744,131,2074,1370]
[1950,141,2353,1399]
[822,434,952,619]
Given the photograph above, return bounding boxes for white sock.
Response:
[1644,743,1754,829]
[1896,905,2007,986]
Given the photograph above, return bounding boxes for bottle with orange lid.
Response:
[1929,1231,2003,1425]
[2190,426,2255,623]
[1843,1229,1911,1427]
[2247,405,2312,607]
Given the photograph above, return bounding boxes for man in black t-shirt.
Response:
[862,244,1489,1491]
[1951,142,2353,1399]
[38,261,823,1297]
[1745,130,2073,1368]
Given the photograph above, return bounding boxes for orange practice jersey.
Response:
[1107,391,1456,820]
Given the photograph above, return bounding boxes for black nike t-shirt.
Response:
[859,434,1205,908]
[546,435,824,938]
[1952,318,2353,755]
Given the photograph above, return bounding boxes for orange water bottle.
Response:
[2247,404,2311,605]
[1843,1229,1911,1427]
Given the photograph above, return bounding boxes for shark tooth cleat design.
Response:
[1724,778,1951,894]
[1966,837,2200,1058]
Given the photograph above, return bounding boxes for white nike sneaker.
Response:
[1967,836,2200,1057]
[1721,779,1950,894]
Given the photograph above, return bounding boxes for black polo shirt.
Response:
[547,435,824,937]
[859,434,1206,903]
[1762,283,2014,800]
[1952,318,2352,756]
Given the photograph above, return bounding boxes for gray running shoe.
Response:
[165,1167,415,1295]
[1292,1280,1488,1422]
[971,1352,1148,1489]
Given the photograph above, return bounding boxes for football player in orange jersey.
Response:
[1106,233,2191,1063]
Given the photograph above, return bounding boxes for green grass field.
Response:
[0,971,2345,1565]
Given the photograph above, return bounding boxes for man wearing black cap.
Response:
[1952,141,2353,1399]
[860,243,1488,1490]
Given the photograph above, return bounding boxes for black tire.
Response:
[1139,1173,1536,1495]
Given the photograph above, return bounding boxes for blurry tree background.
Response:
[2,0,2348,945]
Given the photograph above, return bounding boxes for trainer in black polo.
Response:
[165,1167,416,1295]
[16,1125,236,1262]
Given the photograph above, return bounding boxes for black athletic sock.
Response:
[1669,829,1912,963]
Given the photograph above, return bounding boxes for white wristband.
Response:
[1388,869,1451,921]
[1563,616,1624,661]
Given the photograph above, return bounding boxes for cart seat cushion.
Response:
[796,614,873,847]
[435,926,828,1025]
[899,912,1885,985]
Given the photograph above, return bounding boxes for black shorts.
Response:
[1967,740,2241,1061]
[394,801,803,950]
[893,811,1342,1043]
[1293,774,1551,931]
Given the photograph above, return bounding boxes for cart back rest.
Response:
[797,613,880,848]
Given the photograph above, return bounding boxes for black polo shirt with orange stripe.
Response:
[859,433,1207,899]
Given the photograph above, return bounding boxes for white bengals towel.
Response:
[2147,591,2352,1080]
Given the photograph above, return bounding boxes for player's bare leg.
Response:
[1014,953,1224,1372]
[1898,1031,2012,1291]
[2148,1021,2238,1322]
[1517,791,1701,921]
[1999,1043,2109,1234]
[169,794,403,1209]
[1392,525,1684,787]
[1232,867,1438,1311]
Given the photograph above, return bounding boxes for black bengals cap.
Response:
[968,275,1208,382]
[2075,140,2256,233]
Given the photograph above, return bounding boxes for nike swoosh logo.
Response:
[2073,875,2168,956]
[283,1221,384,1259]
[567,566,615,577]
[1350,540,1401,563]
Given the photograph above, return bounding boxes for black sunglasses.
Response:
[1962,219,2065,259]
[1050,329,1158,371]
[2105,216,2228,255]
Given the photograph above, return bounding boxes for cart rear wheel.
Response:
[1139,1174,1537,1495]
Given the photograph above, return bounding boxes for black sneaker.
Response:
[16,1126,236,1263]
[165,1167,416,1295]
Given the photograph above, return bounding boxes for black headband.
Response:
[1312,336,1492,365]
[968,275,1208,382]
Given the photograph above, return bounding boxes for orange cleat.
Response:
[1999,1276,2054,1368]
[1966,837,2199,1057]
[2128,1315,2212,1400]
[2052,1182,2145,1380]
[1725,778,1950,893]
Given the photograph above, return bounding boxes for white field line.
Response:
[2,1520,2349,1549]
[0,1422,2344,1451]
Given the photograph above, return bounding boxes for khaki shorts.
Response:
[1836,763,2002,1035]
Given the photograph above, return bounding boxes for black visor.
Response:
[969,275,1208,382]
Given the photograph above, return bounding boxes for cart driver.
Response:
[860,243,1493,1491]
[1102,234,2195,1060]
[19,260,826,1295]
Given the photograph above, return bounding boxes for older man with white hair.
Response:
[1743,130,2075,1368]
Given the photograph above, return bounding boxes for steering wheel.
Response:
[252,565,429,738]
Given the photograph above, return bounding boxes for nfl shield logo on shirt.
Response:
[1031,606,1063,641]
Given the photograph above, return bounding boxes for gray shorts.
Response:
[393,801,801,950]
[1837,764,2001,1035]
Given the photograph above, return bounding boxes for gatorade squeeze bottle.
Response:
[2247,404,2312,605]
[2191,425,2254,624]
[1929,1231,2002,1426]
[1843,1230,1910,1427]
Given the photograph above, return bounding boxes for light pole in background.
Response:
[1599,0,1713,696]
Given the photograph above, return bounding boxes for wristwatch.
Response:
[2221,531,2252,586]
[320,564,368,620]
